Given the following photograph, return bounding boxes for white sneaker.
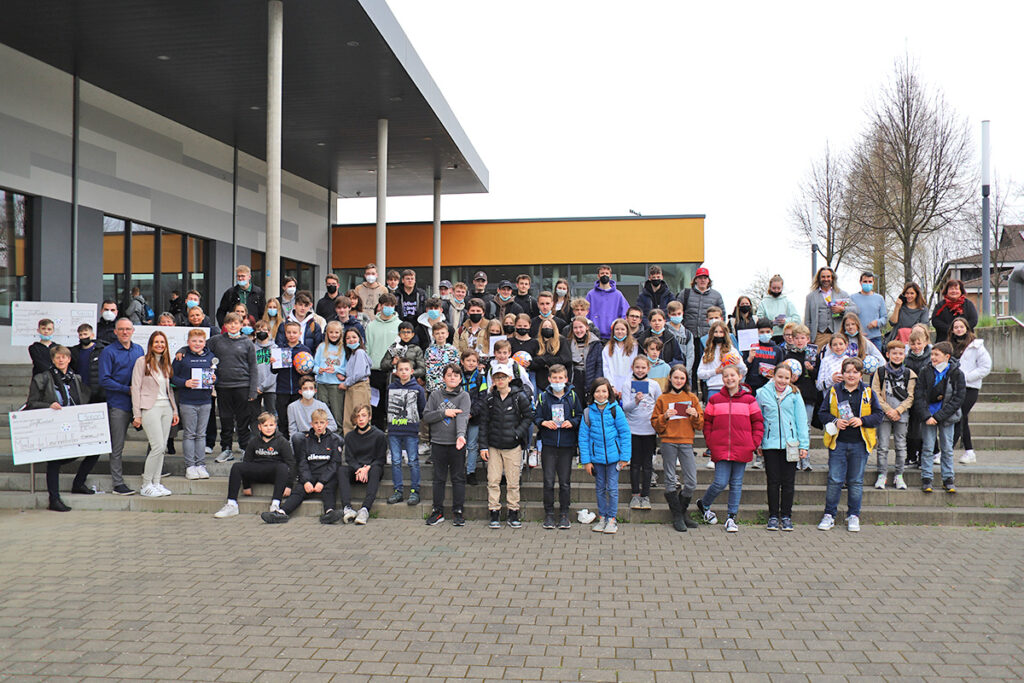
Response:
[894,474,907,490]
[214,501,239,518]
[725,518,739,533]
[155,483,173,496]
[592,517,607,533]
[751,457,763,469]
[355,507,369,525]
[527,450,538,468]
[140,484,161,497]
[342,506,358,523]
[847,515,860,532]
[959,449,976,464]
[874,474,886,489]
[705,459,716,469]
[197,466,211,479]
[817,513,835,531]
[603,518,618,534]
[185,466,200,480]
[386,449,392,466]
[204,446,213,454]
[418,442,431,455]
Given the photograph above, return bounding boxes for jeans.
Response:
[868,336,884,351]
[338,464,384,510]
[464,423,480,474]
[953,387,979,450]
[592,462,620,520]
[107,406,133,488]
[180,402,212,468]
[662,442,696,496]
[388,434,421,492]
[218,386,251,451]
[431,443,466,513]
[629,434,656,496]
[824,440,869,517]
[701,460,746,516]
[542,445,574,513]
[921,421,955,482]
[875,418,908,475]
[762,449,796,518]
[141,402,174,487]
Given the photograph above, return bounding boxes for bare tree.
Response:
[790,143,859,271]
[740,269,774,313]
[848,57,975,283]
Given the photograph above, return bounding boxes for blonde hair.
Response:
[187,328,207,340]
[261,297,284,337]
[537,318,562,356]
[310,408,330,423]
[701,321,734,363]
[909,323,931,343]
[792,324,811,337]
[323,320,344,361]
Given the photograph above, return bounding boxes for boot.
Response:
[663,490,687,532]
[679,494,699,529]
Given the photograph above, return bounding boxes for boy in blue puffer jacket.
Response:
[578,377,631,534]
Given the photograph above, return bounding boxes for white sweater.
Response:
[958,339,992,390]
[697,346,747,392]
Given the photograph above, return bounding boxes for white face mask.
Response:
[365,274,377,284]
[301,389,316,400]
[101,310,117,321]
[285,286,296,296]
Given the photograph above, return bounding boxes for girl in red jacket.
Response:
[695,364,765,532]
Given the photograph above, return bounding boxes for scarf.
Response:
[49,367,79,406]
[937,295,965,318]
[883,363,909,402]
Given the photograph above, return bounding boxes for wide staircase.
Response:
[2,364,1023,526]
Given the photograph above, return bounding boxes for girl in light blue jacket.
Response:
[579,377,631,534]
[754,362,809,532]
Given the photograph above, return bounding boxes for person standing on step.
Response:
[98,317,145,496]
[479,364,533,530]
[354,263,386,314]
[216,264,266,326]
[931,279,978,343]
[870,341,916,491]
[207,312,258,461]
[28,318,55,376]
[423,364,472,528]
[850,272,888,351]
[70,323,107,402]
[534,363,583,530]
[950,317,991,465]
[637,264,677,316]
[460,350,488,486]
[315,273,344,320]
[171,328,217,480]
[585,265,630,340]
[97,300,120,344]
[913,341,966,495]
[904,325,932,467]
[755,274,801,344]
[130,330,179,498]
[804,267,858,351]
[262,409,343,525]
[578,377,631,535]
[621,355,661,512]
[385,357,426,507]
[755,362,808,532]
[651,364,703,532]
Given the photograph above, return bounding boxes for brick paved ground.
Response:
[1,511,1023,682]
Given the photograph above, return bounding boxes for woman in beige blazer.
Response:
[131,330,179,497]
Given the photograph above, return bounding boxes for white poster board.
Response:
[737,328,759,352]
[9,403,112,465]
[132,325,207,352]
[11,301,98,345]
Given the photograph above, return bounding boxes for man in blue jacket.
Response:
[98,318,145,495]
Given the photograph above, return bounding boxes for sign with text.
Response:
[132,325,207,353]
[11,301,98,345]
[9,403,112,465]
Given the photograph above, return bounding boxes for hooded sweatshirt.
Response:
[206,333,258,398]
[243,430,293,468]
[423,385,471,445]
[365,312,401,370]
[294,427,343,486]
[584,279,630,338]
[171,346,217,405]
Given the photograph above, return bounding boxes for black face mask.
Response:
[468,313,483,323]
[541,328,555,339]
[713,336,725,344]
[80,338,94,346]
[326,284,338,294]
[516,328,530,336]
[503,324,515,335]
[952,333,966,341]
[739,305,751,314]
[769,290,782,298]
[599,275,611,285]
[256,331,269,341]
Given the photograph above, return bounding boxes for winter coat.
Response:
[462,369,489,425]
[680,285,725,338]
[27,368,90,409]
[271,342,312,395]
[931,297,979,342]
[755,383,809,451]
[755,294,802,337]
[636,281,677,315]
[956,338,992,390]
[293,428,343,486]
[534,386,584,448]
[584,280,630,338]
[381,340,426,380]
[576,335,605,398]
[478,387,533,450]
[913,360,967,425]
[703,386,764,463]
[216,283,266,326]
[70,340,107,399]
[124,294,147,325]
[651,389,704,444]
[386,378,427,437]
[514,293,538,318]
[636,328,684,366]
[578,400,631,465]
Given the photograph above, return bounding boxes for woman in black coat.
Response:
[931,279,978,342]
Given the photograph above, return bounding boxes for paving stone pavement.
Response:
[1,510,1023,683]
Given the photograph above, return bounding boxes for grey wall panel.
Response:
[30,197,72,301]
[76,206,105,306]
[209,240,235,321]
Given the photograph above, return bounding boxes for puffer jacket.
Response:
[755,383,809,451]
[703,386,764,463]
[913,359,966,424]
[578,400,631,465]
[479,386,533,450]
[956,338,992,390]
[681,285,725,338]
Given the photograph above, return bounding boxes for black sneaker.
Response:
[165,441,175,455]
[466,471,478,486]
[507,509,522,529]
[387,490,404,505]
[407,489,420,506]
[71,484,95,495]
[943,479,956,494]
[48,497,72,512]
[112,484,136,496]
[426,509,445,526]
[921,479,933,493]
[320,508,343,525]
[557,513,571,529]
[543,513,556,529]
[489,509,501,529]
[260,510,289,524]
[452,510,466,527]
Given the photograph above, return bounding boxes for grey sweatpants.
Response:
[875,418,908,475]
[662,442,697,496]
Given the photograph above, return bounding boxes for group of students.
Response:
[26,261,993,533]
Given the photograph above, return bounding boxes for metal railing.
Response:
[997,315,1024,329]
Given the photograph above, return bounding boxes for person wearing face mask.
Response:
[531,318,572,393]
[584,265,629,340]
[339,328,373,434]
[948,317,990,465]
[804,267,858,350]
[756,275,802,343]
[216,265,266,326]
[509,313,539,358]
[70,323,108,402]
[552,278,572,324]
[455,299,488,356]
[697,321,747,397]
[744,319,784,395]
[492,280,524,321]
[354,263,385,313]
[275,291,325,351]
[206,312,259,459]
[251,320,278,422]
[637,265,677,316]
[849,272,888,351]
[443,281,469,330]
[315,274,344,320]
[529,291,559,336]
[416,297,455,351]
[288,376,338,445]
[175,290,217,328]
[662,301,696,370]
[28,318,56,376]
[637,309,685,367]
[279,276,298,319]
[729,296,757,334]
[365,293,402,429]
[534,363,583,529]
[97,300,120,344]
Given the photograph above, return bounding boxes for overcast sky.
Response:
[339,0,1024,305]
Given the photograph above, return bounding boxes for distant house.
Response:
[940,227,1024,316]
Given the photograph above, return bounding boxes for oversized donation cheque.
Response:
[9,404,113,465]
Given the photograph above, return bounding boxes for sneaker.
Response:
[185,466,200,480]
[874,474,886,489]
[387,490,403,505]
[197,465,211,479]
[507,509,522,529]
[705,459,716,469]
[268,500,281,513]
[527,450,538,468]
[725,517,739,533]
[921,479,933,493]
[70,484,95,495]
[817,513,835,531]
[800,458,813,472]
[214,501,239,518]
[112,484,136,496]
[781,517,794,532]
[894,474,907,490]
[342,506,358,524]
[355,507,370,525]
[650,473,658,487]
[751,456,763,469]
[418,442,431,455]
[543,513,556,529]
[639,496,652,510]
[139,484,158,497]
[592,516,607,533]
[48,497,72,512]
[451,510,465,527]
[155,484,173,497]
[766,516,780,531]
[320,509,343,524]
[629,494,642,509]
[943,479,956,494]
[407,489,420,506]
[697,500,717,525]
[847,515,860,532]
[603,518,618,534]
[261,509,289,524]
[557,513,571,529]
[466,471,478,486]
[426,509,445,526]
[204,446,213,454]
[214,450,234,464]
[959,449,976,464]
[489,510,501,529]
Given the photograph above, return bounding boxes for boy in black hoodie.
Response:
[214,412,293,519]
[263,409,343,524]
[70,323,107,401]
[339,404,389,524]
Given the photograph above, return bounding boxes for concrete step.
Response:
[979,382,1024,394]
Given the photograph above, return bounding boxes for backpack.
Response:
[537,388,579,420]
[582,403,617,428]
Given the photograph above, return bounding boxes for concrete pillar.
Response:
[376,118,388,275]
[265,0,283,299]
[70,75,80,302]
[432,176,441,294]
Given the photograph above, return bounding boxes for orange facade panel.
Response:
[332,216,704,269]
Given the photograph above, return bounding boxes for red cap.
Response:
[695,267,710,277]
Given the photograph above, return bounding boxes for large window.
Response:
[250,251,315,294]
[0,188,31,324]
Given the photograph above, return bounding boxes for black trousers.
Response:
[281,480,338,515]
[763,448,797,518]
[369,369,389,429]
[542,445,574,513]
[275,393,300,437]
[228,461,290,501]
[218,387,252,450]
[431,443,466,513]
[206,395,218,448]
[953,387,979,450]
[630,434,657,496]
[46,456,99,499]
[338,464,384,510]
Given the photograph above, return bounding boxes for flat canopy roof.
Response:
[0,0,488,198]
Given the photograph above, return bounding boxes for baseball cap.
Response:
[473,270,487,281]
[491,362,514,377]
[497,279,513,290]
[696,267,710,278]
[439,280,452,289]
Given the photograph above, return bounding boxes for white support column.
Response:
[265,0,283,298]
[432,176,442,294]
[376,118,388,276]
